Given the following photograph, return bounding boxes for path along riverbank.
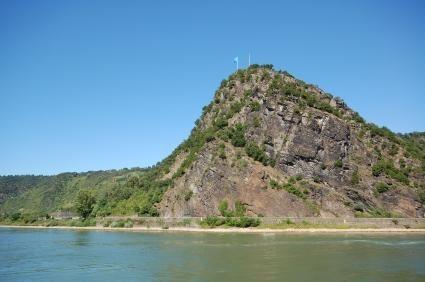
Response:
[2,225,425,233]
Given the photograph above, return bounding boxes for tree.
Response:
[219,200,230,217]
[76,190,96,219]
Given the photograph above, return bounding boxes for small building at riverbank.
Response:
[50,211,78,220]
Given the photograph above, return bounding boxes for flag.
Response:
[233,56,239,64]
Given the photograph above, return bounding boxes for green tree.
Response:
[230,123,246,147]
[76,190,96,219]
[219,200,229,216]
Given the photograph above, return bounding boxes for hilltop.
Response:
[1,65,424,221]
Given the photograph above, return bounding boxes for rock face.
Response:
[158,66,425,218]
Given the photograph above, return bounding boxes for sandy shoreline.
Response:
[1,225,425,233]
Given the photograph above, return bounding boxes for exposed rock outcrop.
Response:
[158,66,425,218]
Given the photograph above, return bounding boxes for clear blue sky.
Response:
[1,0,424,175]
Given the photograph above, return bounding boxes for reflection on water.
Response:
[0,228,424,281]
[71,231,92,247]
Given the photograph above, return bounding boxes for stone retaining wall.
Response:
[101,216,425,228]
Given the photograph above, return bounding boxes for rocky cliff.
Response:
[158,65,425,218]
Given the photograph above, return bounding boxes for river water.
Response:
[0,228,424,281]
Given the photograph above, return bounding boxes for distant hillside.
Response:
[0,175,49,204]
[1,65,424,219]
[0,168,148,216]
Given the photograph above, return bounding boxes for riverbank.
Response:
[2,224,425,233]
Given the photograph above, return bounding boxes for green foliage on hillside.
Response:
[351,169,360,185]
[245,142,270,165]
[419,190,425,204]
[229,123,247,147]
[372,160,409,184]
[401,132,425,166]
[269,179,307,199]
[75,190,96,219]
[374,182,390,193]
[334,159,343,168]
[0,168,168,218]
[266,74,342,118]
[0,175,50,204]
[249,101,261,111]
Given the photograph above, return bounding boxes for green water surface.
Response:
[0,228,424,281]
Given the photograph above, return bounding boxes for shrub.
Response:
[372,162,384,176]
[204,128,215,142]
[389,144,399,156]
[214,116,228,129]
[228,217,260,228]
[249,101,261,112]
[371,160,409,184]
[245,142,269,165]
[10,212,21,221]
[261,71,271,81]
[226,100,245,119]
[418,190,425,204]
[269,179,306,199]
[201,216,260,228]
[253,116,261,128]
[353,203,365,212]
[368,208,394,218]
[218,143,226,159]
[352,112,365,124]
[316,101,340,117]
[365,124,401,145]
[244,90,253,97]
[269,179,279,189]
[124,220,133,228]
[284,219,294,225]
[219,200,230,217]
[201,216,225,227]
[334,159,343,168]
[234,201,246,217]
[111,220,125,228]
[282,183,306,199]
[184,190,193,201]
[351,169,360,185]
[261,64,274,69]
[148,207,159,217]
[267,76,284,96]
[230,124,246,147]
[111,219,133,228]
[375,182,391,193]
[69,218,96,227]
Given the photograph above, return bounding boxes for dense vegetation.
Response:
[0,175,50,204]
[200,200,261,228]
[0,168,152,218]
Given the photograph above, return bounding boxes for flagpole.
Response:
[248,53,251,67]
